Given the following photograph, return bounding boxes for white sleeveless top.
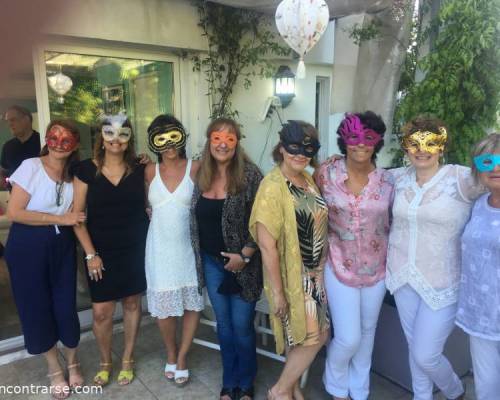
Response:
[145,160,198,294]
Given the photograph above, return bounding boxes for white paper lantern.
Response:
[275,0,330,79]
[48,72,73,104]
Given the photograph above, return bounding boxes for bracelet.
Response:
[85,253,98,261]
[239,251,251,264]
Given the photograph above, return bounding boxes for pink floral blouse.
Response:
[316,158,394,288]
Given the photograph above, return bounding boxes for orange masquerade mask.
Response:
[210,130,238,149]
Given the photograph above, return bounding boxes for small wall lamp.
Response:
[274,65,295,108]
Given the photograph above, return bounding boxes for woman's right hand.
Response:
[87,255,104,281]
[272,291,288,320]
[58,211,86,226]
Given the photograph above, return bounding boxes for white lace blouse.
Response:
[385,164,484,310]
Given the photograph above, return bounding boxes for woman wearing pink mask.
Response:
[5,120,85,399]
[315,111,394,400]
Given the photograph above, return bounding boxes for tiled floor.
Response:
[0,320,476,399]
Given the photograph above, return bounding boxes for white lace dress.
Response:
[145,160,204,318]
[386,164,484,310]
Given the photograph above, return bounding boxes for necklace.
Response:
[281,168,309,191]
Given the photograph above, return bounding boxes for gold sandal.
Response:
[47,370,70,399]
[117,359,134,386]
[93,362,112,386]
[67,362,84,390]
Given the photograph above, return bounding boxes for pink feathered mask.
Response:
[339,113,382,147]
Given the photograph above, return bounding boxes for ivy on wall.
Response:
[192,0,290,120]
[393,0,500,165]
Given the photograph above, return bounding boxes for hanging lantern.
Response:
[275,0,329,79]
[48,72,73,104]
[274,65,295,108]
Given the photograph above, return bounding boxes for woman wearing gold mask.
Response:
[144,114,203,387]
[385,115,484,400]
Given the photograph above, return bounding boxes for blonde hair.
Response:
[197,118,253,195]
[471,133,500,182]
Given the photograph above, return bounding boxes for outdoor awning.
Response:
[208,0,394,18]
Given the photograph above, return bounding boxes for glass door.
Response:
[0,43,181,355]
[43,50,177,316]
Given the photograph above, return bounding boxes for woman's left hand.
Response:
[221,251,246,272]
[138,153,152,164]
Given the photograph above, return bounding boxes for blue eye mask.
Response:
[474,153,500,172]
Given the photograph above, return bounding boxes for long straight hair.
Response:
[197,118,253,195]
[40,119,80,182]
[93,118,137,176]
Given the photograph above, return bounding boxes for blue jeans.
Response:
[202,252,257,390]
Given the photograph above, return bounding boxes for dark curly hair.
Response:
[337,111,386,162]
[147,114,187,162]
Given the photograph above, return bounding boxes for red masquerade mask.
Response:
[45,125,78,152]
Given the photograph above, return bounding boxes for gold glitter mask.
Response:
[402,128,447,154]
[148,126,187,152]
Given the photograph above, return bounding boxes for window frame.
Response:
[33,39,183,147]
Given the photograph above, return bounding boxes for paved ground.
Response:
[0,320,476,399]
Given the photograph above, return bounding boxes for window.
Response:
[45,51,175,159]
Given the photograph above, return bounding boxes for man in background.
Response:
[0,105,41,188]
[0,105,40,257]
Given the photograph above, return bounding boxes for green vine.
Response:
[347,20,382,45]
[346,0,414,45]
[393,0,500,166]
[192,1,290,120]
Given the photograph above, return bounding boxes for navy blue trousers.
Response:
[5,223,80,354]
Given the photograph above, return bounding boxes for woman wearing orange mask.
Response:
[190,118,263,400]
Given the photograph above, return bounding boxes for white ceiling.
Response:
[208,0,393,18]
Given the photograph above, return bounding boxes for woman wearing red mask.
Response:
[5,120,85,399]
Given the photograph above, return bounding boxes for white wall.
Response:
[305,21,335,65]
[231,64,334,173]
[178,59,334,174]
[35,0,346,172]
[330,14,364,114]
[44,0,208,52]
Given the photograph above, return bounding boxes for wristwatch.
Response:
[239,252,251,264]
[85,253,98,261]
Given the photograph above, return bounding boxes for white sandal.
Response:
[174,369,189,387]
[164,363,176,380]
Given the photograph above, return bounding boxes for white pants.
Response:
[323,265,386,400]
[394,285,464,400]
[470,335,500,400]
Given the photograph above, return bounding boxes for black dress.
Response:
[74,159,149,302]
